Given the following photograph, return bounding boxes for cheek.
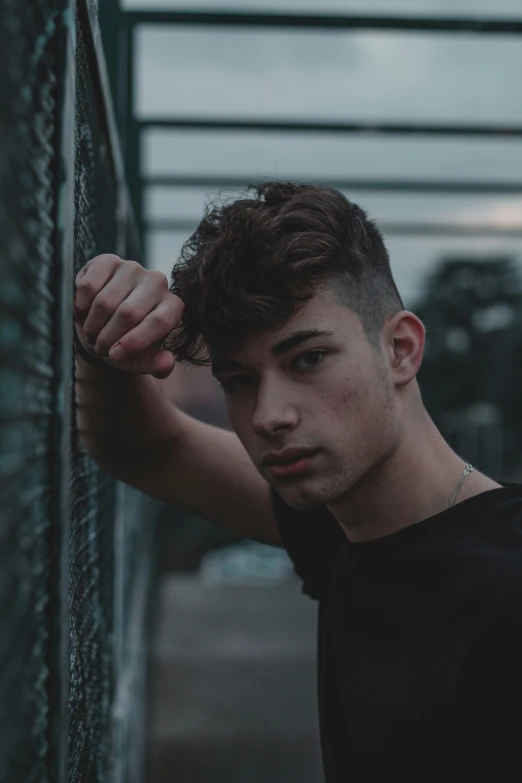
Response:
[321,376,367,416]
[327,398,370,436]
[320,372,388,427]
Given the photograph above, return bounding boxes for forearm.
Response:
[74,349,182,466]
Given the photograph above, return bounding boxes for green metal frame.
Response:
[125,10,522,34]
[105,8,522,258]
[146,218,522,239]
[142,175,522,195]
[98,0,120,113]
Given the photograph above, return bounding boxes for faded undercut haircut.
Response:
[165,182,404,366]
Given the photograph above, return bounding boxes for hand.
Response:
[74,254,184,379]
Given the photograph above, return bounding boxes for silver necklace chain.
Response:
[449,463,474,508]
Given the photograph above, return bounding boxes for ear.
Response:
[382,311,425,388]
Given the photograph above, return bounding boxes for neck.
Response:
[327,408,500,543]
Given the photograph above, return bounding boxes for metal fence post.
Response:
[98,0,120,107]
[48,1,77,781]
[124,21,144,255]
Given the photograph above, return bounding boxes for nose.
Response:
[251,381,299,438]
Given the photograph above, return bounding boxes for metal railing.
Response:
[97,7,522,254]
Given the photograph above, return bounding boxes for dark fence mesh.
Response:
[69,3,121,779]
[0,1,157,781]
[0,1,62,781]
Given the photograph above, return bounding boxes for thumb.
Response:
[104,344,176,379]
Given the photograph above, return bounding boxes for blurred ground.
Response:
[145,574,324,783]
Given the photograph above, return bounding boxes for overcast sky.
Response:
[121,0,522,305]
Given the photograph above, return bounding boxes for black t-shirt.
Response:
[271,482,522,773]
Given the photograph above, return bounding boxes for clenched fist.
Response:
[74,254,184,379]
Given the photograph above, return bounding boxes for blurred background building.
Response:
[98,2,522,781]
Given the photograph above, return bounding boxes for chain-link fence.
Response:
[0,1,157,781]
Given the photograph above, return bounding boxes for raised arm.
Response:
[74,254,282,547]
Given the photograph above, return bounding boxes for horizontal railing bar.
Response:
[142,175,522,195]
[146,219,522,238]
[125,10,522,34]
[137,117,522,137]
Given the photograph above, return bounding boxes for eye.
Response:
[218,350,327,393]
[218,375,251,392]
[292,350,327,370]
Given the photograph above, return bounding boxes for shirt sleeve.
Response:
[270,487,344,601]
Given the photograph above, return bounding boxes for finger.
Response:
[100,297,183,363]
[149,350,177,379]
[103,343,176,379]
[74,254,123,318]
[94,271,170,355]
[76,253,123,284]
[81,261,142,346]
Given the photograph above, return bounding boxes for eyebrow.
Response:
[211,329,335,375]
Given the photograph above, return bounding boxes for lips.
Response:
[261,447,318,467]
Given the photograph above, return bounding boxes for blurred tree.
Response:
[413,255,522,477]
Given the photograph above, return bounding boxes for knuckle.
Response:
[150,269,168,287]
[126,259,142,276]
[150,309,171,331]
[94,293,118,316]
[74,299,89,316]
[169,293,185,312]
[76,278,97,297]
[118,304,142,326]
[92,253,122,266]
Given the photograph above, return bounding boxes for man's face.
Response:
[211,287,401,511]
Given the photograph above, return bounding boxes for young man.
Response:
[74,183,522,771]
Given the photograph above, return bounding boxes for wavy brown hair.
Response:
[165,181,404,366]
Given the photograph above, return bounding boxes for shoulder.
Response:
[457,483,522,603]
[481,483,522,563]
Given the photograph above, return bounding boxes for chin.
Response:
[278,480,333,511]
[281,470,359,511]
